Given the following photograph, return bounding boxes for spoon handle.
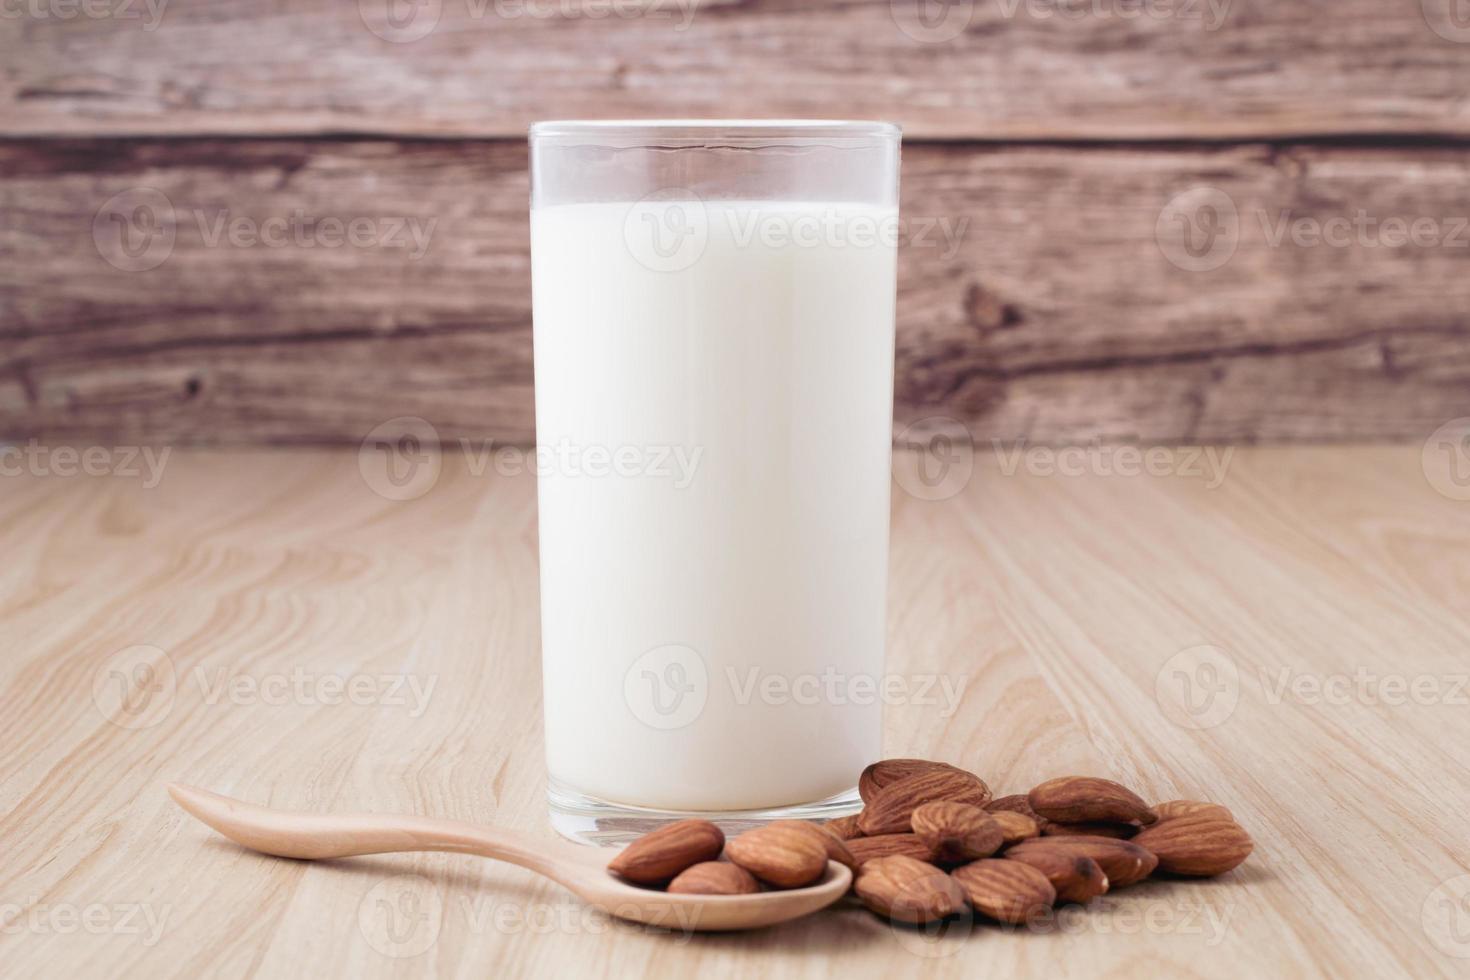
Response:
[167,784,597,881]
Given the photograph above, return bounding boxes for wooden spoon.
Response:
[167,784,851,932]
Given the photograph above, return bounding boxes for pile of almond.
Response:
[607,759,1253,928]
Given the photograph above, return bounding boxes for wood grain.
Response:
[4,138,1469,445]
[2,446,1469,977]
[3,0,1468,140]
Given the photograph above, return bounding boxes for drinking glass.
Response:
[529,120,901,843]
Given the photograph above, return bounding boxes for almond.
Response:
[1002,845,1109,904]
[606,819,724,885]
[986,794,1054,833]
[825,814,864,840]
[911,801,1003,863]
[858,759,961,803]
[1011,835,1157,888]
[667,861,760,895]
[724,824,829,889]
[846,833,939,867]
[858,767,992,835]
[1132,815,1253,876]
[951,859,1056,924]
[769,820,858,874]
[1154,800,1234,823]
[991,810,1041,845]
[1041,820,1139,840]
[1028,776,1157,826]
[854,855,966,925]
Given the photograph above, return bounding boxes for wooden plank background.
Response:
[3,0,1470,445]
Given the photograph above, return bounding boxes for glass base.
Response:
[547,779,863,846]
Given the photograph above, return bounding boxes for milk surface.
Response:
[532,199,896,810]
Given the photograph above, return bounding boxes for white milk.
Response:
[532,200,896,811]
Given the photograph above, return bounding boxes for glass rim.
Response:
[528,119,901,148]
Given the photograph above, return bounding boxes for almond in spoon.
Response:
[768,819,858,874]
[667,862,760,895]
[724,824,829,889]
[606,819,724,885]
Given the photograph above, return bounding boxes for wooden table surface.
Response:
[4,444,1469,978]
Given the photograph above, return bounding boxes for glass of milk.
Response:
[529,121,901,843]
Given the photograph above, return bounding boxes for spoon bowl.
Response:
[167,784,851,932]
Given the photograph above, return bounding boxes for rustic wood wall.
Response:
[3,0,1469,445]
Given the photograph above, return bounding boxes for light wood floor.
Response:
[3,445,1468,977]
